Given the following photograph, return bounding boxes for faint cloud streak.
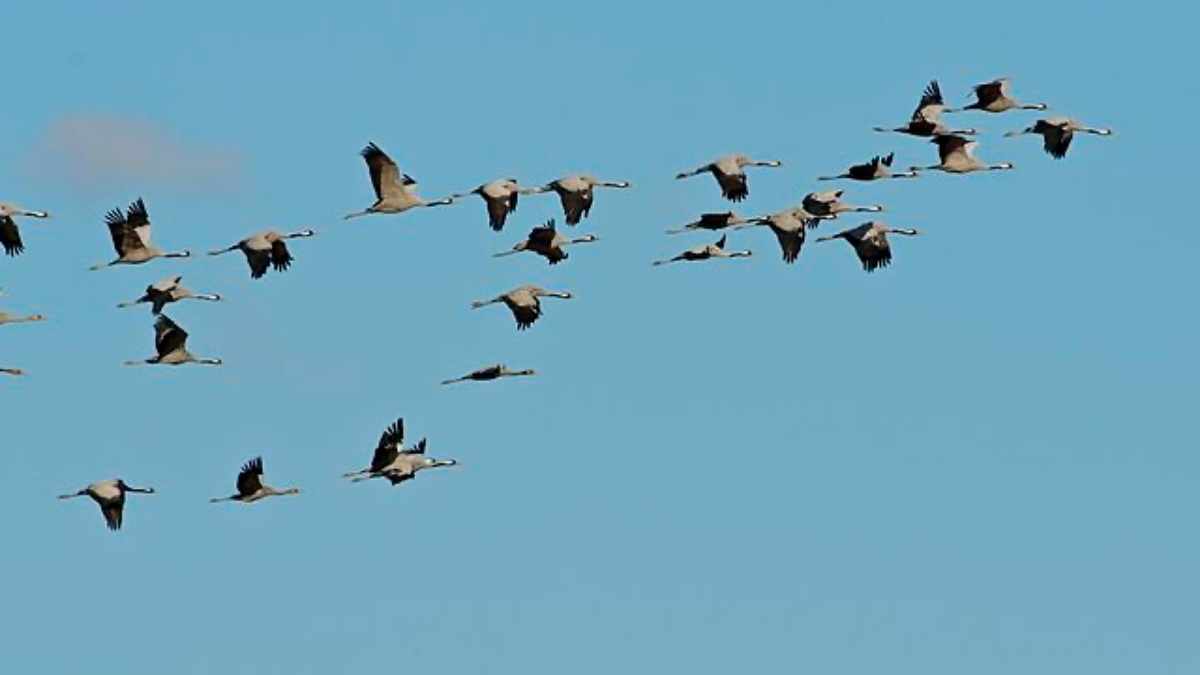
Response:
[26,114,242,192]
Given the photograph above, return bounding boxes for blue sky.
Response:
[1,1,1196,673]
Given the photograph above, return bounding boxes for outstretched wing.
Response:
[933,134,970,163]
[487,191,517,231]
[360,143,405,201]
[154,315,188,357]
[104,206,135,256]
[774,227,804,264]
[125,198,152,247]
[371,418,404,471]
[0,215,24,256]
[527,219,557,245]
[716,172,749,202]
[559,188,592,225]
[236,457,265,496]
[715,234,727,249]
[100,499,124,531]
[270,240,294,273]
[403,438,428,456]
[974,79,1004,105]
[912,80,944,122]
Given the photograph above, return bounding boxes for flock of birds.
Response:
[2,77,1111,530]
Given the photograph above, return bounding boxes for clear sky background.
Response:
[2,1,1196,673]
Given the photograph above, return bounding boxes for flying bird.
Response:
[58,479,155,531]
[1004,118,1112,159]
[948,78,1048,113]
[666,212,753,235]
[208,229,316,279]
[873,80,977,137]
[210,457,300,504]
[450,178,525,231]
[471,285,573,330]
[652,233,752,266]
[819,153,918,181]
[344,142,455,219]
[816,221,920,272]
[343,417,458,486]
[0,310,46,326]
[124,315,222,367]
[524,175,631,225]
[0,202,50,257]
[493,219,598,265]
[1,367,24,376]
[674,154,782,202]
[731,208,828,264]
[118,275,221,314]
[912,135,1015,174]
[802,191,884,219]
[90,198,190,270]
[441,364,536,385]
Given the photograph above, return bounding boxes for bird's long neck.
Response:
[209,496,235,503]
[471,297,501,309]
[208,244,239,256]
[57,490,87,499]
[429,459,457,468]
[1080,127,1112,135]
[195,357,223,366]
[193,293,221,302]
[1022,103,1048,110]
[889,170,920,178]
[165,250,191,259]
[728,250,752,258]
[888,228,919,236]
[567,236,597,245]
[423,196,455,207]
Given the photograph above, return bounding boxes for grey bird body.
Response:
[344,142,455,219]
[0,311,46,326]
[210,457,300,503]
[90,198,190,270]
[732,208,828,264]
[819,153,918,181]
[343,418,458,486]
[451,178,524,231]
[1004,117,1112,159]
[442,364,536,385]
[816,221,920,272]
[666,211,752,235]
[118,275,221,314]
[58,478,155,531]
[524,174,630,225]
[913,135,1015,174]
[873,80,977,137]
[948,78,1048,114]
[653,233,752,266]
[0,202,50,257]
[124,315,222,366]
[675,154,782,202]
[471,285,573,330]
[209,229,315,279]
[494,219,598,265]
[802,191,884,219]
